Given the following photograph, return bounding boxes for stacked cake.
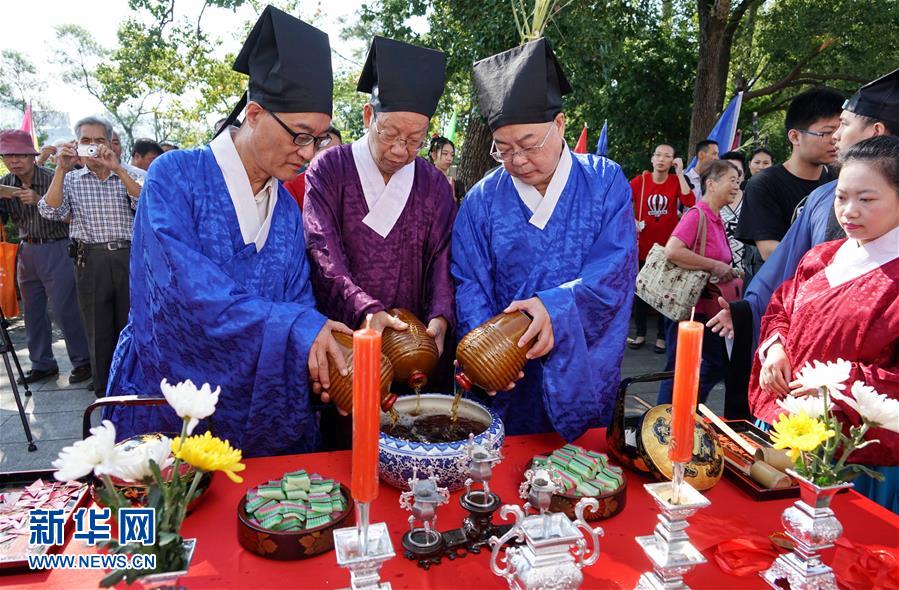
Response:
[244,470,347,531]
[532,444,625,496]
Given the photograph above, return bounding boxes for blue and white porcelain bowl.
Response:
[379,393,505,491]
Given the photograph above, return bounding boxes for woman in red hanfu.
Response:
[749,136,899,510]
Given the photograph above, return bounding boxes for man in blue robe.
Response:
[452,39,637,440]
[106,7,350,457]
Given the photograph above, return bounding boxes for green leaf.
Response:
[158,530,180,546]
[99,569,125,588]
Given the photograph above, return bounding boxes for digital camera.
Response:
[76,144,99,158]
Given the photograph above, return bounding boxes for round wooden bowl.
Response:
[236,484,354,560]
[523,457,627,522]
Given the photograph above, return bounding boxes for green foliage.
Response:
[0,50,45,112]
[349,0,697,175]
[733,0,899,160]
[54,1,250,151]
[331,72,369,142]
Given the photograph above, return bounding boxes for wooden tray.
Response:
[0,469,90,572]
[524,455,627,521]
[710,420,799,501]
[236,483,354,560]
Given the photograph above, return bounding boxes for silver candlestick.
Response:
[333,502,395,590]
[635,469,711,590]
[488,468,604,589]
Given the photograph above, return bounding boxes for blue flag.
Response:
[595,119,608,156]
[687,92,743,171]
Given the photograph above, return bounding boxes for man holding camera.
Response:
[38,116,142,396]
[0,129,91,385]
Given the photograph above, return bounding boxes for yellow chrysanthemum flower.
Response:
[172,431,246,483]
[770,412,835,463]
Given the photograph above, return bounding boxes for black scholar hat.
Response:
[216,5,333,136]
[357,36,446,118]
[473,38,572,131]
[844,67,899,126]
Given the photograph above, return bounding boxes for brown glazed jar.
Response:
[380,308,439,390]
[327,331,397,414]
[455,311,534,392]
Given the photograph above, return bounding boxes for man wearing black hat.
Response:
[452,38,637,441]
[105,6,350,458]
[303,37,456,403]
[706,67,899,420]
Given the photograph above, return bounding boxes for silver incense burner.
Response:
[463,432,504,506]
[399,467,450,564]
[488,467,603,590]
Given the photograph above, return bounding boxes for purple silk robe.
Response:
[303,144,456,330]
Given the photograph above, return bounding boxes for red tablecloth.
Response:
[4,429,898,589]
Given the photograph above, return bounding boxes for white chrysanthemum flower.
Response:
[52,420,118,482]
[832,381,899,434]
[794,359,852,394]
[777,394,833,419]
[160,378,220,434]
[106,436,174,482]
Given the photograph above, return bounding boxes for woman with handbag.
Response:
[657,159,743,404]
[628,144,695,353]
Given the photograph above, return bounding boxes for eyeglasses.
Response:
[490,123,555,163]
[797,128,837,139]
[371,118,428,151]
[267,110,333,149]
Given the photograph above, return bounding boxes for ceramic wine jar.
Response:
[455,311,534,392]
[327,331,397,413]
[380,308,439,390]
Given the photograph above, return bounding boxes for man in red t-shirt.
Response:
[628,144,695,352]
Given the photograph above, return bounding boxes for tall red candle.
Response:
[669,320,704,463]
[351,317,381,504]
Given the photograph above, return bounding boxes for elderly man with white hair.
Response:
[40,115,143,395]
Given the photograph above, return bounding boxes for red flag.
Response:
[20,103,38,150]
[574,123,588,154]
[731,129,742,150]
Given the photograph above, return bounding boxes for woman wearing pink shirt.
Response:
[657,160,743,403]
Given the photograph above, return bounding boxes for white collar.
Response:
[351,133,415,238]
[825,225,899,288]
[510,144,573,230]
[209,127,278,252]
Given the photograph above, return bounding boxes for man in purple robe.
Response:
[304,37,456,429]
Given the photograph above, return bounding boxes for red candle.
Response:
[351,317,381,504]
[669,320,704,463]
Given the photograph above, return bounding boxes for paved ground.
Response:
[0,310,723,473]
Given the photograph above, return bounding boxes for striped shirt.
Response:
[38,166,139,244]
[0,166,70,240]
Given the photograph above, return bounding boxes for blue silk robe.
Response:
[106,147,326,457]
[452,152,637,440]
[744,180,837,341]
